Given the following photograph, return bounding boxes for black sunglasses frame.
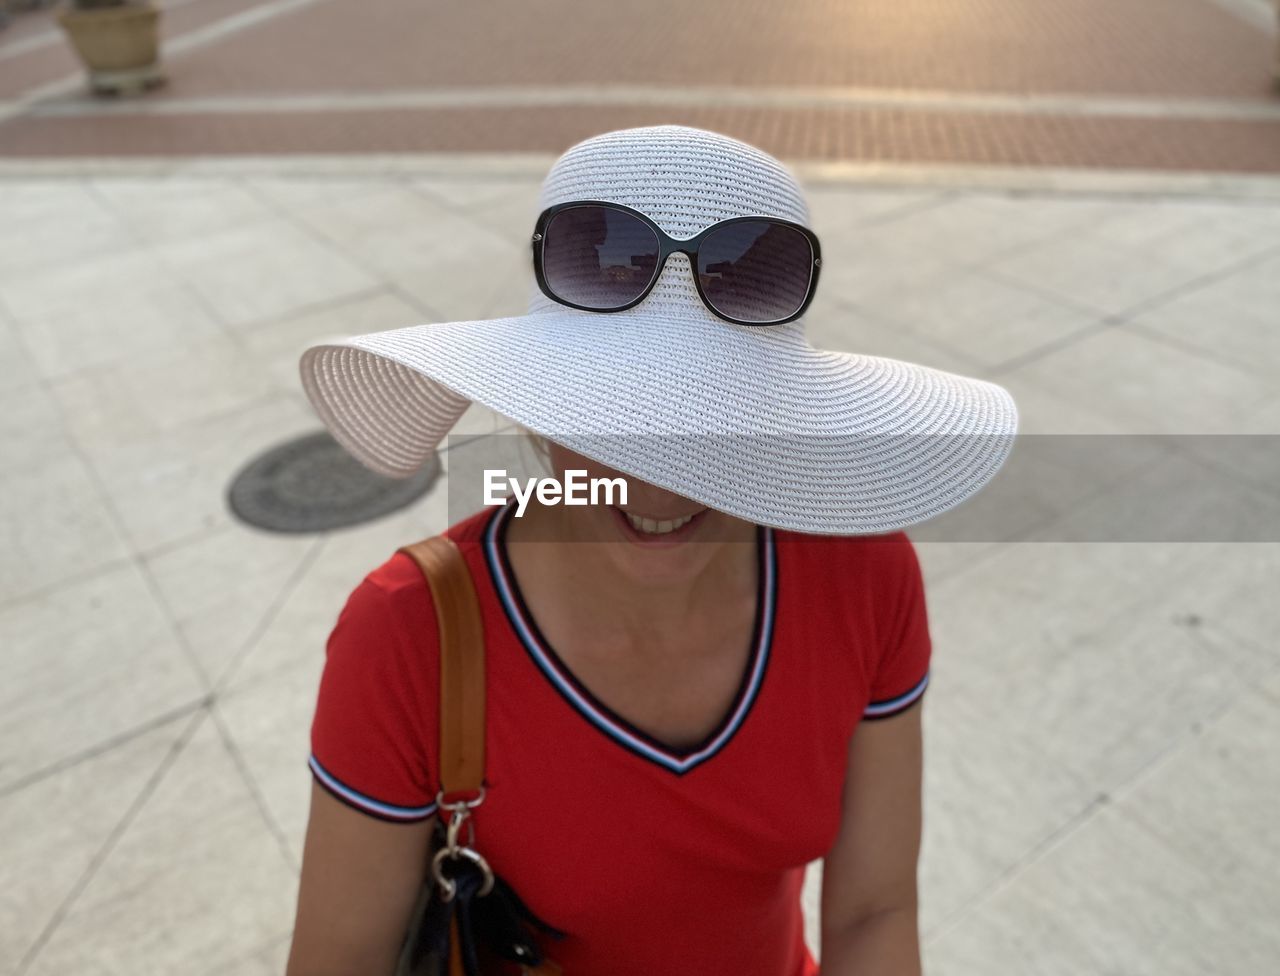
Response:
[531,200,822,327]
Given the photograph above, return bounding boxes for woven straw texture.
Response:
[299,125,1018,534]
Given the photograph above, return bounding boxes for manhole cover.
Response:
[228,430,441,533]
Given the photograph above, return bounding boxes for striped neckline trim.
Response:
[483,501,776,775]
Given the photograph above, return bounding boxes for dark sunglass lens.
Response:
[696,220,815,323]
[541,206,662,310]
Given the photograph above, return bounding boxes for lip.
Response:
[609,505,708,548]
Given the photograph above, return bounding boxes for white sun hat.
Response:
[299,125,1018,535]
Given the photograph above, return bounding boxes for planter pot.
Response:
[56,3,165,96]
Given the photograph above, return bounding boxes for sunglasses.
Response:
[531,201,822,327]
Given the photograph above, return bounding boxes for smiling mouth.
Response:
[613,506,707,537]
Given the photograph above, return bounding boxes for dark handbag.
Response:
[394,535,566,976]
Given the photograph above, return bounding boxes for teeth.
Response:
[625,511,696,535]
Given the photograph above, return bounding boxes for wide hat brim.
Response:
[299,302,1018,536]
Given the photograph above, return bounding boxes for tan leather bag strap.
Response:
[396,535,562,976]
[395,535,486,796]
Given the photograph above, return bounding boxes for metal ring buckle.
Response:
[436,785,486,814]
[432,845,496,901]
[445,808,476,852]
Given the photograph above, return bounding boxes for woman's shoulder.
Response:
[365,505,498,605]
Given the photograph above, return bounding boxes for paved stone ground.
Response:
[1,160,1279,974]
[2,0,1279,170]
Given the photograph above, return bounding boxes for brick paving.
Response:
[5,103,1280,173]
[2,0,1279,170]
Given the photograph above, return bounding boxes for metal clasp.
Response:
[432,787,494,901]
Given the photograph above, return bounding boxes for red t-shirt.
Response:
[309,501,931,976]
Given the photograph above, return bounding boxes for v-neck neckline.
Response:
[482,501,776,775]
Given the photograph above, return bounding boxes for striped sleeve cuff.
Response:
[863,671,930,720]
[308,754,438,823]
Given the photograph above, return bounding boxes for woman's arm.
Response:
[819,703,924,975]
[286,782,436,976]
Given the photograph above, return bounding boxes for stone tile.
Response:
[48,331,278,444]
[1085,199,1280,275]
[802,299,986,376]
[242,176,385,215]
[145,524,318,689]
[1129,251,1280,380]
[995,366,1141,434]
[291,182,484,265]
[1,243,173,324]
[91,177,272,243]
[0,373,78,473]
[927,541,1203,705]
[243,288,511,438]
[1263,668,1280,704]
[159,217,379,330]
[1168,396,1280,505]
[0,453,130,603]
[0,722,179,973]
[990,237,1198,318]
[202,953,278,976]
[910,449,1085,546]
[415,177,541,211]
[288,181,528,323]
[925,804,1254,976]
[478,268,536,319]
[292,183,454,251]
[910,542,1225,935]
[1153,541,1280,651]
[201,932,295,976]
[17,280,230,383]
[0,181,133,282]
[999,326,1276,434]
[859,192,1113,272]
[929,539,1276,803]
[387,233,528,326]
[1032,608,1270,792]
[226,498,444,690]
[218,657,325,862]
[816,218,957,311]
[1115,686,1280,918]
[805,187,942,236]
[1079,199,1241,250]
[910,540,1003,587]
[0,562,205,790]
[66,393,318,554]
[988,199,1280,318]
[0,247,228,380]
[1025,448,1280,544]
[916,430,1175,547]
[255,934,293,974]
[240,288,425,395]
[25,716,299,976]
[855,265,1098,370]
[416,178,542,243]
[919,675,1094,938]
[0,311,39,396]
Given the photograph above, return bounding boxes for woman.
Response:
[287,125,1018,975]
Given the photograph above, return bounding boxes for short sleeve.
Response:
[308,572,439,822]
[862,536,932,721]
